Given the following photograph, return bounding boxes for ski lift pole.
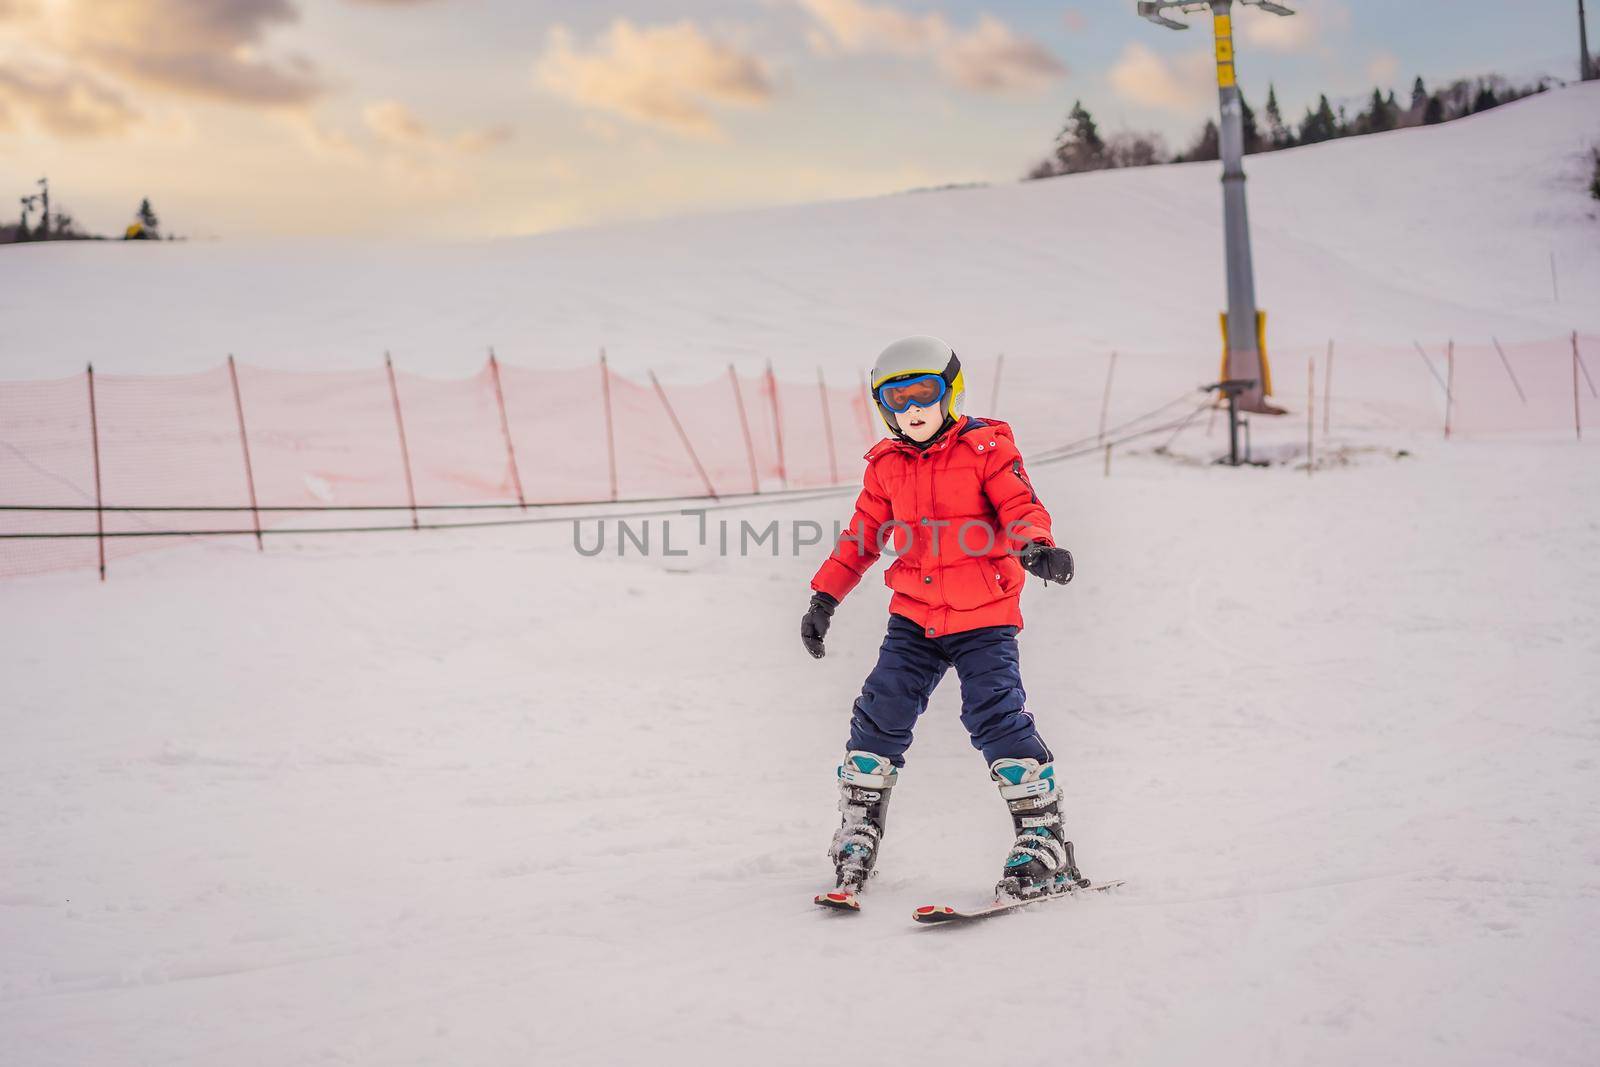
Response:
[1206,378,1256,466]
[1136,0,1293,414]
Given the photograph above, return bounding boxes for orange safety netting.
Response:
[1,336,1593,581]
[1261,336,1599,438]
[0,356,883,580]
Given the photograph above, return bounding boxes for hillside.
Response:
[0,80,1597,1067]
[2,82,1596,383]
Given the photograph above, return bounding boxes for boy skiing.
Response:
[802,336,1081,910]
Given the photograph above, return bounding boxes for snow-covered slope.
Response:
[1,82,1597,1067]
[2,440,1596,1066]
[3,82,1597,382]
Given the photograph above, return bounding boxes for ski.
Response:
[912,879,1124,925]
[814,889,862,912]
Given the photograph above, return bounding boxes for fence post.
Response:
[1307,354,1314,479]
[1489,337,1527,404]
[86,363,105,582]
[991,352,1006,416]
[857,369,876,446]
[728,365,759,494]
[1097,351,1117,446]
[1412,340,1448,394]
[384,351,420,530]
[1576,330,1597,398]
[1574,331,1587,441]
[599,348,619,502]
[817,366,839,485]
[766,359,787,489]
[1322,339,1333,436]
[1443,340,1454,440]
[226,354,263,550]
[649,370,718,499]
[487,348,527,509]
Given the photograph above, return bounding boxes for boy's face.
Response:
[894,403,942,443]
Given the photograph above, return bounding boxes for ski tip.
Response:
[911,904,957,923]
[814,890,861,912]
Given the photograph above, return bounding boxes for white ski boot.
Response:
[828,751,898,893]
[991,757,1087,899]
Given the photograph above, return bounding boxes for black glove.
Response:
[801,592,838,658]
[1019,540,1074,585]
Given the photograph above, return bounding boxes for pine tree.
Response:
[137,198,159,232]
[1298,95,1338,144]
[1053,100,1108,173]
[1177,119,1220,162]
[1410,76,1428,112]
[1423,94,1444,125]
[1264,83,1291,148]
[1239,93,1263,153]
[1471,82,1499,112]
[1367,87,1395,133]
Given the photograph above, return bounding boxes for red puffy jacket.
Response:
[810,416,1053,637]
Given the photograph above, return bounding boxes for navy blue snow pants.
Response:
[847,613,1052,768]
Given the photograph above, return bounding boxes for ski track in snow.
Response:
[1,83,1598,1067]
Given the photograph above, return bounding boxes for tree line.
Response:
[1028,73,1557,179]
[2,179,172,244]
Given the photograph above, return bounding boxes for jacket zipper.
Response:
[1012,458,1039,504]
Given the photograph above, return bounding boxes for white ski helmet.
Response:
[870,335,966,435]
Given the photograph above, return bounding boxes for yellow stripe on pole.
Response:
[1217,310,1274,395]
[1213,11,1236,87]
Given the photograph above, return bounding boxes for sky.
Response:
[0,0,1589,239]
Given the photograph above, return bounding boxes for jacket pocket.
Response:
[942,558,999,611]
[885,561,931,603]
[994,554,1024,595]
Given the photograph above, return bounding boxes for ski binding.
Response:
[913,879,1125,925]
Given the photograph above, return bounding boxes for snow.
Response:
[2,84,1599,1066]
[3,83,1597,382]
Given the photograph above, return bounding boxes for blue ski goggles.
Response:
[875,373,947,414]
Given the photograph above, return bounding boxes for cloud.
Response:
[800,0,946,55]
[362,99,513,153]
[1234,1,1349,54]
[39,0,324,106]
[1366,51,1400,88]
[453,124,513,153]
[286,111,360,156]
[535,19,775,139]
[0,64,140,137]
[363,99,429,145]
[799,0,1064,95]
[938,15,1065,93]
[1107,42,1215,115]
